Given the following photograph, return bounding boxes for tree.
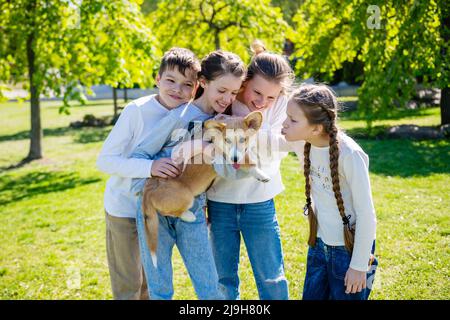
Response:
[439,3,450,125]
[270,0,305,25]
[289,0,449,127]
[146,0,289,62]
[0,0,159,161]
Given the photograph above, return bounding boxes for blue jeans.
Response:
[207,199,289,300]
[136,194,224,300]
[302,237,378,300]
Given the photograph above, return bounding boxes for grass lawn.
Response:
[0,99,449,299]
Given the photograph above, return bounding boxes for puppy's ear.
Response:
[244,111,263,131]
[204,120,226,131]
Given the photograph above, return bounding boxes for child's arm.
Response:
[129,110,186,194]
[96,103,153,178]
[131,111,184,161]
[344,150,377,272]
[340,150,377,293]
[171,139,212,167]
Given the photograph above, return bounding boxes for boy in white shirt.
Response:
[96,48,200,300]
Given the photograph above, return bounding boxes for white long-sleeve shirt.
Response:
[206,95,289,203]
[290,133,377,271]
[96,94,170,218]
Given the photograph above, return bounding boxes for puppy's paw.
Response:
[180,210,196,222]
[249,167,271,183]
[257,176,270,183]
[253,169,271,183]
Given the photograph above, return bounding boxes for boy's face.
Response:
[156,67,198,109]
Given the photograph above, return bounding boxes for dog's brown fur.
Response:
[141,111,266,265]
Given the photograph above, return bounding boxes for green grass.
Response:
[339,107,443,139]
[0,100,449,299]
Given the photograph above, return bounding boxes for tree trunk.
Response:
[440,3,450,125]
[441,87,450,125]
[26,30,42,160]
[113,87,118,117]
[124,87,128,102]
[214,30,220,50]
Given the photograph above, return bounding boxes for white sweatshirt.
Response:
[290,133,377,272]
[206,95,289,203]
[96,94,170,218]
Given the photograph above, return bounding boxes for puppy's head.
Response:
[204,111,263,167]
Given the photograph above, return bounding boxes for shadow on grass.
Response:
[0,171,101,207]
[0,126,111,144]
[72,127,110,144]
[46,101,115,109]
[357,139,450,177]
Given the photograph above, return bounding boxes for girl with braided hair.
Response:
[281,83,378,300]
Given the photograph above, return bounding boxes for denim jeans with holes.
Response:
[302,237,378,300]
[207,199,289,300]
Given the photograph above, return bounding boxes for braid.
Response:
[292,83,355,251]
[303,142,318,247]
[329,124,355,252]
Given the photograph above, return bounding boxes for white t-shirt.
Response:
[206,95,289,203]
[96,94,170,218]
[290,133,377,271]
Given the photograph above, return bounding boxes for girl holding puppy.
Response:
[132,50,246,300]
[281,83,378,300]
[206,41,295,300]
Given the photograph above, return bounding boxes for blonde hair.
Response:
[291,83,355,252]
[246,40,294,95]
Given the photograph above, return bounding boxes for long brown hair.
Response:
[292,84,355,252]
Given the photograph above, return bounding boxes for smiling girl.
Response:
[130,50,246,300]
[206,41,295,300]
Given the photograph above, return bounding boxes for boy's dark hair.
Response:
[158,47,201,77]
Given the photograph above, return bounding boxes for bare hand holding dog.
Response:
[172,140,214,169]
[151,158,181,178]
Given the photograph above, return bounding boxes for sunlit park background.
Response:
[0,0,449,299]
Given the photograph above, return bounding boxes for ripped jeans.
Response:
[207,199,289,300]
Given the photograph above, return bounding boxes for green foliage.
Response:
[0,0,159,112]
[0,100,449,299]
[146,0,289,62]
[270,0,305,24]
[290,0,449,127]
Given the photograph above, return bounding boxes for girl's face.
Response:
[239,75,283,112]
[282,100,319,142]
[201,74,242,113]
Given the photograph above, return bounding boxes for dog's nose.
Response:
[232,155,239,163]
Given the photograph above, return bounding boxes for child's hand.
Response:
[344,268,367,294]
[202,141,214,163]
[172,140,214,166]
[151,158,181,178]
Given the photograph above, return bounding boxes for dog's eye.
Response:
[239,137,245,144]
